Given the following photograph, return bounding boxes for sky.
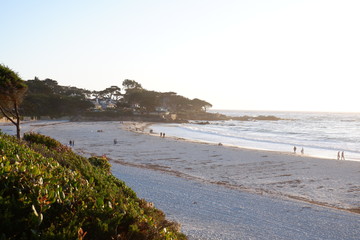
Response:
[1,0,360,112]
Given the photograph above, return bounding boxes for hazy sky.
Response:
[1,0,360,112]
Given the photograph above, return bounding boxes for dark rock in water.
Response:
[195,121,210,125]
[231,115,283,121]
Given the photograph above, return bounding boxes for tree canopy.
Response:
[22,78,93,118]
[21,77,213,120]
[122,79,142,91]
[0,64,28,139]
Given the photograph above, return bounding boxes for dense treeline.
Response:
[22,78,93,118]
[21,78,212,119]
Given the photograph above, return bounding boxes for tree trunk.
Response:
[14,102,21,139]
[16,117,21,139]
[0,102,22,139]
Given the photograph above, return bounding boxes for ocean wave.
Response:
[152,111,360,160]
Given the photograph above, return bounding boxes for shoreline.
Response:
[119,122,360,214]
[146,120,360,162]
[1,121,359,213]
[125,121,359,163]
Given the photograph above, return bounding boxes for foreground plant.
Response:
[0,132,187,239]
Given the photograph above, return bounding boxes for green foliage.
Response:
[0,132,187,239]
[124,90,160,113]
[96,86,122,101]
[22,78,93,118]
[21,77,212,119]
[122,79,142,91]
[0,64,27,92]
[82,110,133,118]
[23,132,64,149]
[0,64,28,139]
[88,156,111,173]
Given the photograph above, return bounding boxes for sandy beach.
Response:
[1,121,360,239]
[121,122,360,212]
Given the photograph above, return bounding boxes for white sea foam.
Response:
[151,110,360,161]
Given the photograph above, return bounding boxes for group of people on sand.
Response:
[293,146,304,155]
[337,151,345,160]
[69,140,75,146]
[293,146,346,160]
[160,132,166,138]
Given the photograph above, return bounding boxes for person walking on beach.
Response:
[301,148,304,155]
[341,151,345,160]
[337,151,340,160]
[293,146,297,154]
[114,138,117,145]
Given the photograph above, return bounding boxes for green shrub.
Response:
[0,132,187,239]
[88,156,111,173]
[23,132,69,152]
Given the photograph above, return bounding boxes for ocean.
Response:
[150,110,360,161]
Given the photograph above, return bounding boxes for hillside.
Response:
[21,78,212,120]
[0,131,187,240]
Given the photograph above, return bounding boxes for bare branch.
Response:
[0,107,16,125]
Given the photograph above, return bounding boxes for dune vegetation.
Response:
[0,131,187,240]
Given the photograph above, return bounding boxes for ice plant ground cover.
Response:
[0,132,186,239]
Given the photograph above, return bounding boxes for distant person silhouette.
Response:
[341,151,345,160]
[293,146,297,154]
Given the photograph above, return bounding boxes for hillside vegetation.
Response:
[0,132,187,240]
[21,78,212,120]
